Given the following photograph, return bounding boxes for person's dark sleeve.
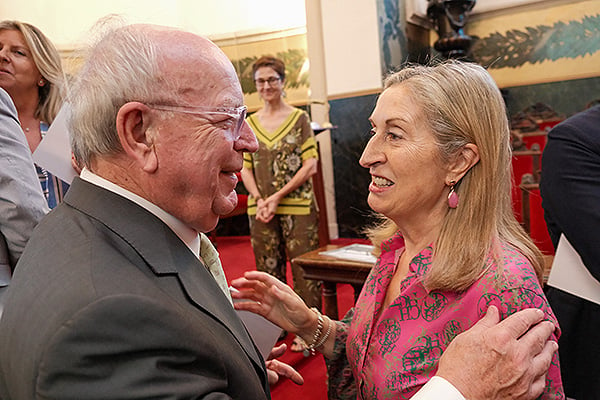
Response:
[540,112,600,281]
[37,295,237,400]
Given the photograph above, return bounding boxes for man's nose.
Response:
[234,121,259,153]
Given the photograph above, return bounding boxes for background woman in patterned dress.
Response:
[241,55,321,352]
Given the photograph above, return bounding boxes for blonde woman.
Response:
[233,60,564,399]
[0,20,68,207]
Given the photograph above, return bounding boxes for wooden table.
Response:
[294,245,553,319]
[292,244,374,319]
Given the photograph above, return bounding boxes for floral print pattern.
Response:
[245,108,322,308]
[326,232,564,399]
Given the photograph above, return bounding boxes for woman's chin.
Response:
[367,196,382,213]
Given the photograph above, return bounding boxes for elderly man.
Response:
[0,23,272,399]
[0,23,556,400]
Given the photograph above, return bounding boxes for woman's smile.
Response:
[370,175,394,188]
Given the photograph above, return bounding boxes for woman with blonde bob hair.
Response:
[367,61,544,291]
[232,60,564,399]
[0,20,63,128]
[0,20,68,207]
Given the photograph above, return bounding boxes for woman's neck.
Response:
[7,88,43,152]
[395,201,449,258]
[261,97,289,114]
[9,88,40,121]
[398,220,442,260]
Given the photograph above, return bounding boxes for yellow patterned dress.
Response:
[243,108,321,308]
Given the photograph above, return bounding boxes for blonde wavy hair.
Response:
[365,60,544,292]
[0,20,64,124]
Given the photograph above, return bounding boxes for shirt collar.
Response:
[79,168,200,258]
[385,232,434,277]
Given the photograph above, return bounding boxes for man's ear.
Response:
[116,102,158,173]
[447,143,480,183]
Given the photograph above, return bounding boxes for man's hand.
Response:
[265,343,304,386]
[437,306,558,400]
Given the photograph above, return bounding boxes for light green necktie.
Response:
[199,233,233,304]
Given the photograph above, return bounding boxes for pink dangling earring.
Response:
[448,181,459,209]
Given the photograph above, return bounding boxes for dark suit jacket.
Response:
[0,177,270,399]
[540,105,600,399]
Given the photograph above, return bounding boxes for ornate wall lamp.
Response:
[427,0,476,59]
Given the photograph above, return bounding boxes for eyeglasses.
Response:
[254,77,281,86]
[147,104,247,140]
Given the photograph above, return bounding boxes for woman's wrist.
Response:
[300,308,333,355]
[297,307,319,340]
[270,192,284,203]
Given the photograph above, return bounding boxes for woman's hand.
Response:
[265,343,304,386]
[256,208,273,223]
[255,199,272,223]
[255,195,279,223]
[262,195,280,216]
[230,271,317,336]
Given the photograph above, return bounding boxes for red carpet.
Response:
[215,235,364,400]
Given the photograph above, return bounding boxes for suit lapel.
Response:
[163,229,266,369]
[64,178,266,374]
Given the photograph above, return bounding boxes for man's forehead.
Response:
[136,26,241,106]
[156,32,231,74]
[159,64,242,108]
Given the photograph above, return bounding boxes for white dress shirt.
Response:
[412,376,466,400]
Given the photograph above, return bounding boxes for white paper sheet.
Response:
[230,287,282,360]
[547,234,600,305]
[32,103,77,184]
[319,243,377,264]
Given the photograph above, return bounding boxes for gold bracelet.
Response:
[313,314,332,349]
[304,308,330,356]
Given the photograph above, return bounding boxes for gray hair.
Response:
[68,23,162,167]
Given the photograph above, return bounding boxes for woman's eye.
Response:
[386,131,402,140]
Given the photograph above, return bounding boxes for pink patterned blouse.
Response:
[332,232,564,399]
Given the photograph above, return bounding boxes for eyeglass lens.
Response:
[255,77,280,85]
[235,108,247,138]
